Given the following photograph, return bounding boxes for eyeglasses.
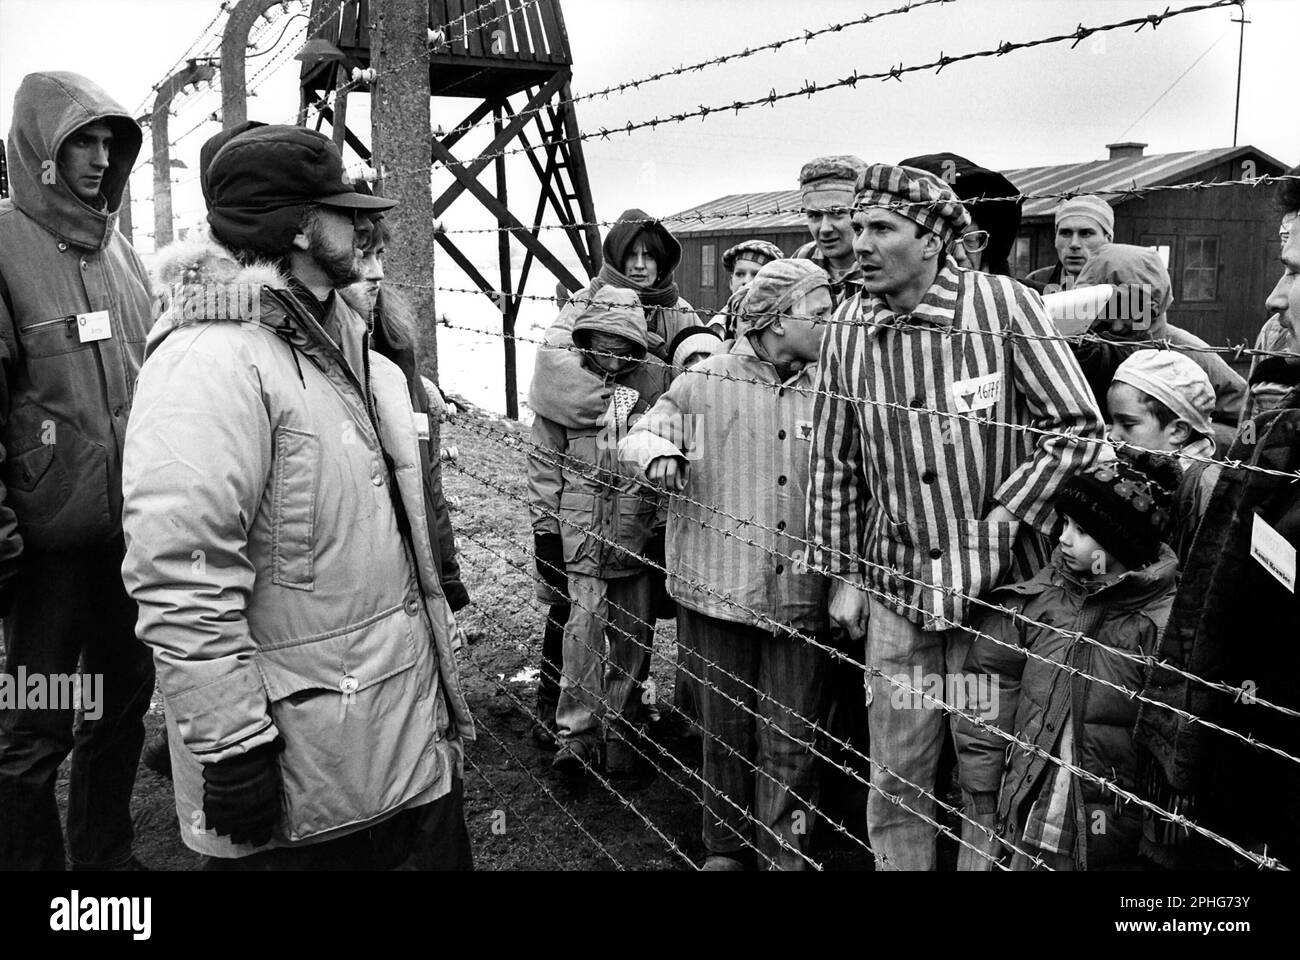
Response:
[956,230,990,253]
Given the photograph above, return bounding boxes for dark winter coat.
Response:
[1135,384,1300,868]
[367,288,468,611]
[0,72,151,582]
[958,545,1178,869]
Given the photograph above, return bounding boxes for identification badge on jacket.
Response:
[413,412,430,442]
[75,310,112,343]
[951,371,1002,413]
[1250,512,1296,592]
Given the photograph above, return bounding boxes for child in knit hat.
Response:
[955,452,1180,871]
[1107,349,1219,558]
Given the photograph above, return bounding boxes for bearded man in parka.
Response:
[0,71,155,871]
[120,124,474,869]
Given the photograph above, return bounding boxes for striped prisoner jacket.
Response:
[806,257,1106,630]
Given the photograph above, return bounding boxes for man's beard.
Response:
[306,218,362,287]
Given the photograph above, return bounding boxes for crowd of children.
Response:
[523,154,1300,871]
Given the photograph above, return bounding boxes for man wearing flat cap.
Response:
[806,162,1105,870]
[795,155,868,305]
[120,124,474,869]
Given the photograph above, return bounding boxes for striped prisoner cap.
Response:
[853,163,972,243]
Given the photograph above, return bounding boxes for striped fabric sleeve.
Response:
[993,280,1106,532]
[806,302,870,576]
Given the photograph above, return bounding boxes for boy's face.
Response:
[1058,514,1119,578]
[775,286,833,363]
[585,332,640,375]
[1106,382,1188,452]
[730,259,762,292]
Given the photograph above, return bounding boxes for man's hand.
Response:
[646,456,688,491]
[984,504,1018,526]
[829,572,870,641]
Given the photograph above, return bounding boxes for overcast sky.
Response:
[1,0,1294,361]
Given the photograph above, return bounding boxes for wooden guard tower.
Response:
[299,0,602,415]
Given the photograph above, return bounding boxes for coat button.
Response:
[910,396,925,408]
[776,520,786,531]
[777,475,787,486]
[775,564,784,575]
[57,242,67,251]
[80,260,88,270]
[112,406,122,418]
[778,429,786,440]
[929,547,943,560]
[339,675,359,695]
[921,469,935,483]
[405,597,422,616]
[778,388,786,397]
[371,474,383,486]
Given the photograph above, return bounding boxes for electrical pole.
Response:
[1231,8,1250,147]
[150,60,216,248]
[221,0,284,129]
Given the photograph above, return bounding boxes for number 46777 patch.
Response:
[951,372,1002,413]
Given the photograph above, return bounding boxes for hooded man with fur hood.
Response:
[120,124,474,869]
[0,71,155,871]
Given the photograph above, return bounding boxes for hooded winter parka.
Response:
[527,288,668,584]
[0,72,151,572]
[121,240,473,857]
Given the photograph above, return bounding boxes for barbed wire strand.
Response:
[456,525,1034,869]
[457,546,822,871]
[457,413,1300,755]
[370,0,1242,180]
[464,702,626,868]
[447,451,1287,870]
[405,290,1300,487]
[462,749,571,869]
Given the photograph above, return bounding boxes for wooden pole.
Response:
[371,0,438,378]
[221,0,282,130]
[494,106,518,420]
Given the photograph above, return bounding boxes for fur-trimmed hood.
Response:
[146,237,292,357]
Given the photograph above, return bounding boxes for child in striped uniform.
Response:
[621,259,833,870]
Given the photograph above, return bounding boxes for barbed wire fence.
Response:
[119,0,1300,870]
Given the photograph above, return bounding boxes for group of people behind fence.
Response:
[524,151,1300,871]
[1,68,1297,872]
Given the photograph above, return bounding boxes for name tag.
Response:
[412,412,430,442]
[796,420,814,442]
[75,310,112,343]
[1251,513,1296,593]
[951,371,1002,413]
